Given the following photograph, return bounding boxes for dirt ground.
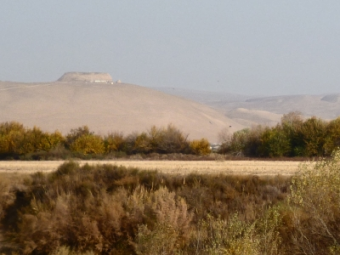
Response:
[0,160,314,176]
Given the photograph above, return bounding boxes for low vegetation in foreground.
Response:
[1,151,340,254]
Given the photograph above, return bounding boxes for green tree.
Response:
[259,126,290,157]
[298,117,326,157]
[221,128,250,155]
[280,111,304,156]
[323,117,340,155]
[243,125,264,157]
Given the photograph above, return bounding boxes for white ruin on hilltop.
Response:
[57,72,114,84]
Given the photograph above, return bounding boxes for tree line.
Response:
[3,112,340,159]
[0,122,211,159]
[220,111,340,157]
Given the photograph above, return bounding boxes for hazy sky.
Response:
[1,1,340,96]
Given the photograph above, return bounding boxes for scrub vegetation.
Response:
[1,151,340,254]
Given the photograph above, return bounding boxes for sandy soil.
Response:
[0,81,244,142]
[0,160,313,176]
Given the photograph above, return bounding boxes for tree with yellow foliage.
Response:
[66,126,104,155]
[70,134,104,155]
[0,122,26,155]
[104,132,125,153]
[189,138,211,155]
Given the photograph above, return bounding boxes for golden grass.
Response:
[0,160,313,176]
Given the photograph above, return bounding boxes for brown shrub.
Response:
[0,161,293,254]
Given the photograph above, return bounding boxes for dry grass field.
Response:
[0,160,313,176]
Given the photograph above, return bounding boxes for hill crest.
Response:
[57,72,113,83]
[0,80,243,142]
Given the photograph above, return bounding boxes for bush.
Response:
[4,153,340,253]
[153,124,190,154]
[285,149,340,254]
[0,162,291,254]
[189,138,211,155]
[133,187,193,254]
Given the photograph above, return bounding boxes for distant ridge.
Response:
[154,87,340,126]
[57,72,113,83]
[321,94,340,103]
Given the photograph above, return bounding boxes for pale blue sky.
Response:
[1,1,340,95]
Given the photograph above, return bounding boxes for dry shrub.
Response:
[51,246,95,255]
[187,206,281,255]
[0,161,293,254]
[127,186,193,254]
[283,150,340,254]
[190,213,260,255]
[66,191,128,254]
[0,175,17,218]
[179,174,289,224]
[0,163,134,254]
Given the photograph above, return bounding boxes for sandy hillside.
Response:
[152,87,250,104]
[216,94,340,119]
[226,108,282,127]
[0,77,244,142]
[155,87,340,127]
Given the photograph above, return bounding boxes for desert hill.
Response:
[214,94,340,121]
[154,87,340,127]
[225,108,282,127]
[152,87,250,104]
[0,74,244,142]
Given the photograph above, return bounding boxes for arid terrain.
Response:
[0,73,334,177]
[2,73,340,145]
[154,87,340,127]
[0,73,244,143]
[0,160,311,176]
